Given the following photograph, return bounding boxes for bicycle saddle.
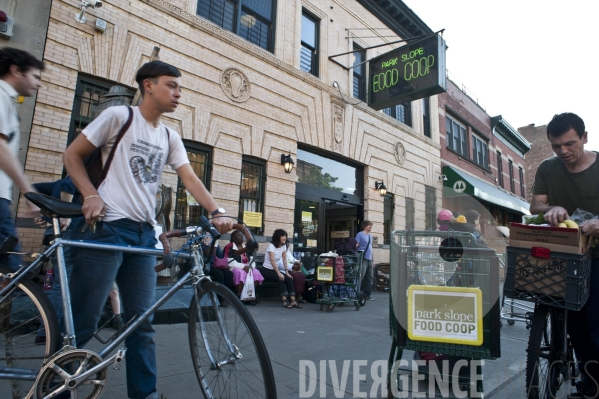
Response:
[25,192,83,218]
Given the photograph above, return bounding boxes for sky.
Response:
[402,0,598,150]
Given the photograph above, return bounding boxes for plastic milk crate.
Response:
[503,246,591,311]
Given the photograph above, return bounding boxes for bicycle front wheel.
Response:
[526,304,564,399]
[0,267,60,398]
[188,281,276,398]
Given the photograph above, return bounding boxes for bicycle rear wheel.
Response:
[0,267,60,398]
[526,305,564,399]
[188,281,276,398]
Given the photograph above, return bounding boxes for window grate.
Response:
[239,159,266,234]
[383,193,395,244]
[174,146,212,228]
[406,197,415,230]
[424,186,436,231]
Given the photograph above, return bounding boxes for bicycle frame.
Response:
[0,218,217,384]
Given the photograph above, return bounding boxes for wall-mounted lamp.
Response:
[281,154,294,173]
[438,174,448,182]
[75,0,102,24]
[375,181,387,196]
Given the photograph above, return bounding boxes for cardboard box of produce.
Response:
[509,223,590,254]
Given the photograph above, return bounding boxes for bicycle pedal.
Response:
[113,348,126,370]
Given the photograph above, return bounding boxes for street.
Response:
[82,290,541,398]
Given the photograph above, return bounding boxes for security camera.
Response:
[74,0,102,23]
[83,0,102,8]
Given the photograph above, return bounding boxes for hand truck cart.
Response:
[388,230,501,398]
[315,251,367,312]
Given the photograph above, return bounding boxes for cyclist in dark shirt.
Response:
[530,112,599,398]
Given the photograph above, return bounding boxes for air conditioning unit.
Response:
[0,10,15,39]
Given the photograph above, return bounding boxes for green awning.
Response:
[442,166,530,215]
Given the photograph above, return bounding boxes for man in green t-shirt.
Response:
[531,112,599,398]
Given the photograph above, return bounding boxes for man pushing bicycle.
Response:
[530,112,599,398]
[63,61,233,399]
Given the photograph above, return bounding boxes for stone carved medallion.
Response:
[394,141,406,165]
[221,67,251,102]
[332,104,345,152]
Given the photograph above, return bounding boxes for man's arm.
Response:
[63,134,106,224]
[530,193,569,225]
[176,163,233,234]
[0,138,36,194]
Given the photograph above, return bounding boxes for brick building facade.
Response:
[438,78,531,249]
[11,0,444,266]
[518,124,553,203]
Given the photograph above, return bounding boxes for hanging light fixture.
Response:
[375,181,387,196]
[281,154,294,173]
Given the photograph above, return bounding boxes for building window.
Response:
[67,76,134,145]
[509,160,515,194]
[472,134,489,169]
[519,167,525,198]
[300,11,319,76]
[174,143,212,228]
[197,0,276,52]
[383,102,412,127]
[446,115,468,157]
[422,98,431,138]
[239,158,266,235]
[353,43,366,101]
[496,151,503,188]
[383,193,394,245]
[425,185,436,230]
[405,197,415,230]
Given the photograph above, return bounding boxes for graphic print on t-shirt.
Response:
[129,139,165,184]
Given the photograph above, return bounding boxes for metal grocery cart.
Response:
[315,251,366,312]
[388,230,501,398]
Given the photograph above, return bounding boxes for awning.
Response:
[442,166,530,215]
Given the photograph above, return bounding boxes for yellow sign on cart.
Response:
[407,285,483,346]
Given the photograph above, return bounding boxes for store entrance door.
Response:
[325,201,358,251]
[293,197,359,272]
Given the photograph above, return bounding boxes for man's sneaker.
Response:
[367,296,376,301]
[112,315,125,330]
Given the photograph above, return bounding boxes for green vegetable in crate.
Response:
[525,214,547,225]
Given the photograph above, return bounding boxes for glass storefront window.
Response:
[296,149,358,195]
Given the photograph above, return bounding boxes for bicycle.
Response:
[0,192,276,398]
[525,304,578,399]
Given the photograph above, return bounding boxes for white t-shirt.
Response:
[262,243,286,270]
[0,80,21,201]
[82,106,189,224]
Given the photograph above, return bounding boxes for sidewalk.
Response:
[86,289,532,398]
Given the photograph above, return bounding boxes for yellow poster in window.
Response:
[244,211,262,227]
[301,211,312,223]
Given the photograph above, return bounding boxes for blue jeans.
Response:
[360,259,373,297]
[68,218,157,399]
[0,198,21,271]
[568,258,599,388]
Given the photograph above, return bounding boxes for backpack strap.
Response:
[98,106,133,185]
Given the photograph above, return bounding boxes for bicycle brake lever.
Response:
[199,215,221,241]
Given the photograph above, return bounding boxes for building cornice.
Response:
[491,115,532,155]
[355,0,433,39]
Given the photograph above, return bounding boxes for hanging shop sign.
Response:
[368,33,446,110]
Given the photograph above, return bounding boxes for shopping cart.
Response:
[388,230,501,398]
[315,251,366,312]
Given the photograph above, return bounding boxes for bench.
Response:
[253,253,280,301]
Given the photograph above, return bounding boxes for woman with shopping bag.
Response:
[223,229,264,301]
